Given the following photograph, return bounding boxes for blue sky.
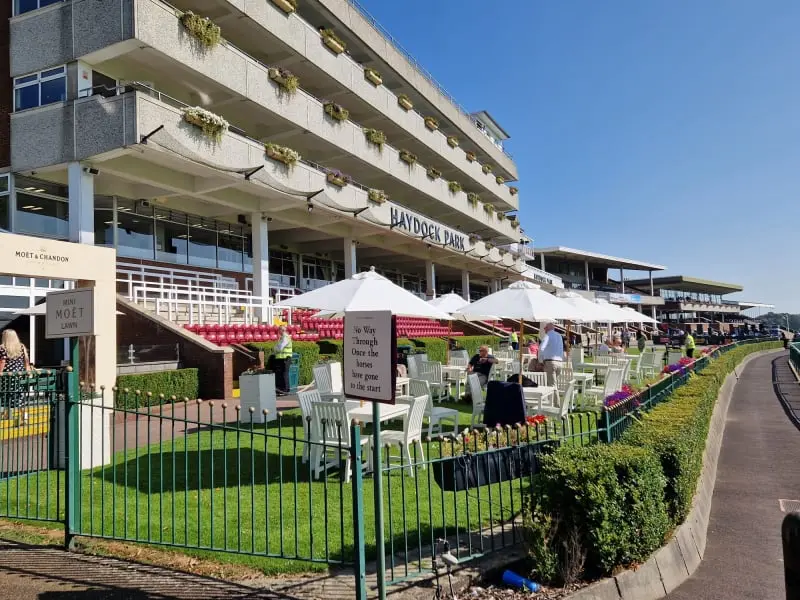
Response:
[358,0,800,312]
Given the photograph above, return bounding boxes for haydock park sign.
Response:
[390,207,466,251]
[46,288,95,339]
[343,310,397,404]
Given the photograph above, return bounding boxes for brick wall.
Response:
[0,0,11,168]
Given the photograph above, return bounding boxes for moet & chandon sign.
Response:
[389,207,466,250]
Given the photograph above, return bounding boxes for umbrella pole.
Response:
[447,321,452,365]
[518,319,524,385]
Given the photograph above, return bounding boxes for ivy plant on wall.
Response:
[179,11,221,49]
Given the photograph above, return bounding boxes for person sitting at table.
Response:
[467,345,497,388]
[527,338,539,358]
[598,338,612,353]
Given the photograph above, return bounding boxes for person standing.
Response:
[781,330,788,350]
[0,329,30,374]
[510,331,519,351]
[621,328,631,350]
[685,329,696,359]
[273,325,293,395]
[538,322,565,387]
[637,330,647,354]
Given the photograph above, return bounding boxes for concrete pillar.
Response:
[539,253,546,272]
[251,213,269,320]
[68,162,95,244]
[649,270,654,296]
[620,268,625,293]
[584,260,590,291]
[461,270,470,302]
[344,238,357,278]
[425,260,436,299]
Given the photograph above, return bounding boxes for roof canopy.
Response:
[625,275,743,295]
[536,246,665,272]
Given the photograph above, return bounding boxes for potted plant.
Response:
[323,100,349,122]
[398,94,414,111]
[270,0,298,14]
[509,218,519,229]
[182,106,229,141]
[320,28,346,54]
[495,175,505,185]
[268,66,299,95]
[448,181,462,194]
[239,358,277,424]
[482,164,493,174]
[497,211,506,221]
[485,242,495,251]
[426,167,442,180]
[265,142,301,167]
[466,151,476,163]
[468,233,481,245]
[466,192,480,206]
[364,128,386,149]
[179,11,221,49]
[399,150,417,165]
[509,186,519,196]
[368,189,388,205]
[446,136,459,148]
[424,116,439,131]
[364,67,382,86]
[326,169,351,188]
[483,203,495,216]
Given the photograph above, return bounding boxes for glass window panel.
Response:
[155,216,188,265]
[218,233,244,272]
[41,66,65,79]
[16,192,68,239]
[0,175,8,195]
[0,196,8,231]
[14,85,39,111]
[117,209,154,260]
[94,205,114,248]
[40,76,66,106]
[243,234,253,274]
[14,74,37,85]
[188,219,217,268]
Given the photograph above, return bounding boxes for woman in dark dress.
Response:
[0,329,31,418]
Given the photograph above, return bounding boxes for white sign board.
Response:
[343,310,396,404]
[45,288,95,339]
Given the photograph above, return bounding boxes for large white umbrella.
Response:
[621,306,658,324]
[283,267,451,320]
[594,299,641,323]
[459,281,584,322]
[428,293,469,313]
[556,291,618,323]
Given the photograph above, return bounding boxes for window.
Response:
[94,196,114,248]
[14,0,62,16]
[218,230,246,272]
[301,257,326,281]
[116,200,155,260]
[154,209,188,265]
[16,192,69,239]
[187,216,217,268]
[0,175,8,231]
[14,66,67,111]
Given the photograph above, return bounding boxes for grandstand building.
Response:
[0,0,544,393]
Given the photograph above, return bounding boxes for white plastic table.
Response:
[348,402,409,427]
[523,386,557,414]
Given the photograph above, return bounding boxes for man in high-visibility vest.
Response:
[273,325,293,394]
[510,331,519,351]
[685,329,696,359]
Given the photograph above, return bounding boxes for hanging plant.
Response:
[426,167,442,180]
[270,0,298,13]
[364,67,383,86]
[364,128,386,149]
[448,181,462,194]
[424,116,439,131]
[320,28,346,54]
[368,189,388,205]
[482,164,493,174]
[265,142,301,167]
[323,101,349,122]
[179,11,222,49]
[485,242,495,251]
[326,169,351,188]
[466,192,480,206]
[268,67,299,95]
[508,216,519,228]
[509,186,519,196]
[469,233,481,244]
[483,203,495,215]
[182,107,228,141]
[399,150,417,165]
[398,94,414,111]
[447,136,459,148]
[495,175,505,185]
[499,248,507,257]
[497,212,506,221]
[466,151,476,162]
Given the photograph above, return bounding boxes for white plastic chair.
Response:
[297,389,321,463]
[467,373,485,428]
[310,400,369,483]
[535,381,575,436]
[313,364,341,401]
[409,379,458,438]
[451,350,468,361]
[583,367,624,409]
[370,395,427,477]
[448,357,468,368]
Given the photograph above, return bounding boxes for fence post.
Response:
[783,512,800,600]
[64,339,81,551]
[599,408,611,443]
[351,421,367,600]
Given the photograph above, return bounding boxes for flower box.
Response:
[182,107,228,141]
[495,175,505,185]
[448,181,462,194]
[509,186,519,196]
[467,192,480,206]
[482,164,493,174]
[320,29,346,54]
[364,68,383,86]
[497,212,506,221]
[424,116,439,131]
[398,95,414,111]
[466,152,476,163]
[326,173,348,188]
[179,11,221,49]
[484,203,495,216]
[426,167,441,180]
[323,101,349,122]
[433,443,557,492]
[270,0,297,14]
[265,143,300,167]
[364,128,386,149]
[447,136,459,148]
[268,67,299,94]
[399,150,417,165]
[239,373,277,424]
[368,189,388,204]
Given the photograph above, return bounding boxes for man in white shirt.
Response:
[538,322,565,387]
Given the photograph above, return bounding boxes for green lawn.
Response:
[0,404,600,576]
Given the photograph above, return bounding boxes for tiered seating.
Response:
[184,323,321,346]
[485,320,512,333]
[299,316,345,340]
[396,317,462,338]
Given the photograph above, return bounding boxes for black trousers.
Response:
[272,357,291,392]
[686,348,694,359]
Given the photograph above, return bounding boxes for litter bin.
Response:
[397,344,414,368]
[288,353,300,394]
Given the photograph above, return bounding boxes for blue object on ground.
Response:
[502,570,541,592]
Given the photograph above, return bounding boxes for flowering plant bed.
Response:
[466,151,476,162]
[426,167,442,180]
[399,150,417,165]
[367,189,387,204]
[323,101,349,122]
[268,67,299,94]
[326,170,351,188]
[398,94,413,111]
[424,116,439,131]
[447,136,459,148]
[320,28,346,54]
[482,164,493,174]
[364,67,382,86]
[270,0,297,13]
[179,11,221,49]
[603,384,638,409]
[265,142,300,166]
[662,357,694,375]
[466,192,480,206]
[181,107,228,141]
[448,181,462,194]
[363,128,386,149]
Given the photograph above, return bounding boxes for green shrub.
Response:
[317,340,344,364]
[116,369,200,409]
[455,335,503,358]
[248,341,320,386]
[409,338,448,364]
[524,444,669,582]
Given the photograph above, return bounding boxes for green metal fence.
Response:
[790,342,800,373]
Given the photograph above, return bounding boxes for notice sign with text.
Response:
[343,311,396,404]
[45,288,95,339]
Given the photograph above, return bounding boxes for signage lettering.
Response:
[45,289,95,339]
[390,207,466,251]
[15,250,69,263]
[343,311,396,404]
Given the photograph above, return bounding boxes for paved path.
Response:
[668,352,800,599]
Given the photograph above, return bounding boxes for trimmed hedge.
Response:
[116,368,199,409]
[408,337,448,363]
[455,335,503,358]
[525,444,669,582]
[248,341,321,386]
